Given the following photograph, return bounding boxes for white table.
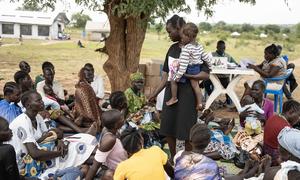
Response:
[205,68,255,111]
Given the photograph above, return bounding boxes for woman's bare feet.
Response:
[166,98,178,106]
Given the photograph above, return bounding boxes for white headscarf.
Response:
[276,127,300,180]
[278,127,300,159]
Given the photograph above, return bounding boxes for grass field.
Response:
[1,30,300,102]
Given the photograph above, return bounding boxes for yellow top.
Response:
[114,146,168,180]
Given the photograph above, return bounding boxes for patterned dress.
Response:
[8,113,97,178]
[124,88,146,114]
[74,80,101,126]
[175,150,221,180]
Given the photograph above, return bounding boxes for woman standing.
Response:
[149,15,209,160]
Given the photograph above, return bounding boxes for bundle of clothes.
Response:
[198,108,264,174]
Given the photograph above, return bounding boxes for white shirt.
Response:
[91,75,105,99]
[36,80,65,100]
[156,88,165,111]
[8,113,48,168]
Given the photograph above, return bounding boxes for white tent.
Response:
[259,33,268,38]
[231,31,241,37]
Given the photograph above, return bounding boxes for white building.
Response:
[0,11,69,40]
[85,20,110,41]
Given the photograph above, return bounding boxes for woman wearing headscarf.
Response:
[74,67,101,129]
[269,127,300,179]
[238,127,300,180]
[263,100,300,166]
[124,72,147,114]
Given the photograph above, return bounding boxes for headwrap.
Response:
[278,127,300,159]
[130,72,144,82]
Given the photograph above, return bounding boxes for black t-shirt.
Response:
[0,144,20,180]
[162,42,210,75]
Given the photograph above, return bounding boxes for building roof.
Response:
[0,10,70,25]
[85,21,110,32]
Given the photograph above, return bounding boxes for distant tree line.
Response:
[149,21,300,39]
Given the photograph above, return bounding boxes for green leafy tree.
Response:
[281,27,290,34]
[17,1,43,11]
[214,21,227,30]
[71,12,92,28]
[12,0,256,90]
[241,23,255,32]
[155,21,164,39]
[264,24,281,34]
[199,22,212,31]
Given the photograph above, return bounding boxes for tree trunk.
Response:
[103,5,147,91]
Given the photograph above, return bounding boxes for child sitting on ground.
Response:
[85,109,128,180]
[0,117,20,179]
[43,84,69,111]
[166,22,211,110]
[114,127,174,179]
[239,95,264,135]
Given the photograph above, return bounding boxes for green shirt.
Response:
[124,88,146,114]
[212,51,237,65]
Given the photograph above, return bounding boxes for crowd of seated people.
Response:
[0,58,299,179]
[0,14,299,180]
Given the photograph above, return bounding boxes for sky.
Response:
[0,0,300,24]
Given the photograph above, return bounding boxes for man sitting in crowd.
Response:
[203,40,237,106]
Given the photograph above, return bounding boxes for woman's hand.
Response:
[57,140,69,157]
[239,107,252,119]
[52,128,64,139]
[148,94,157,103]
[247,64,257,70]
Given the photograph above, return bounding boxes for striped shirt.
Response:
[175,43,212,79]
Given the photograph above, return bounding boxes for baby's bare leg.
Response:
[166,80,179,106]
[190,79,203,110]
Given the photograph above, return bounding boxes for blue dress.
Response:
[0,99,22,124]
